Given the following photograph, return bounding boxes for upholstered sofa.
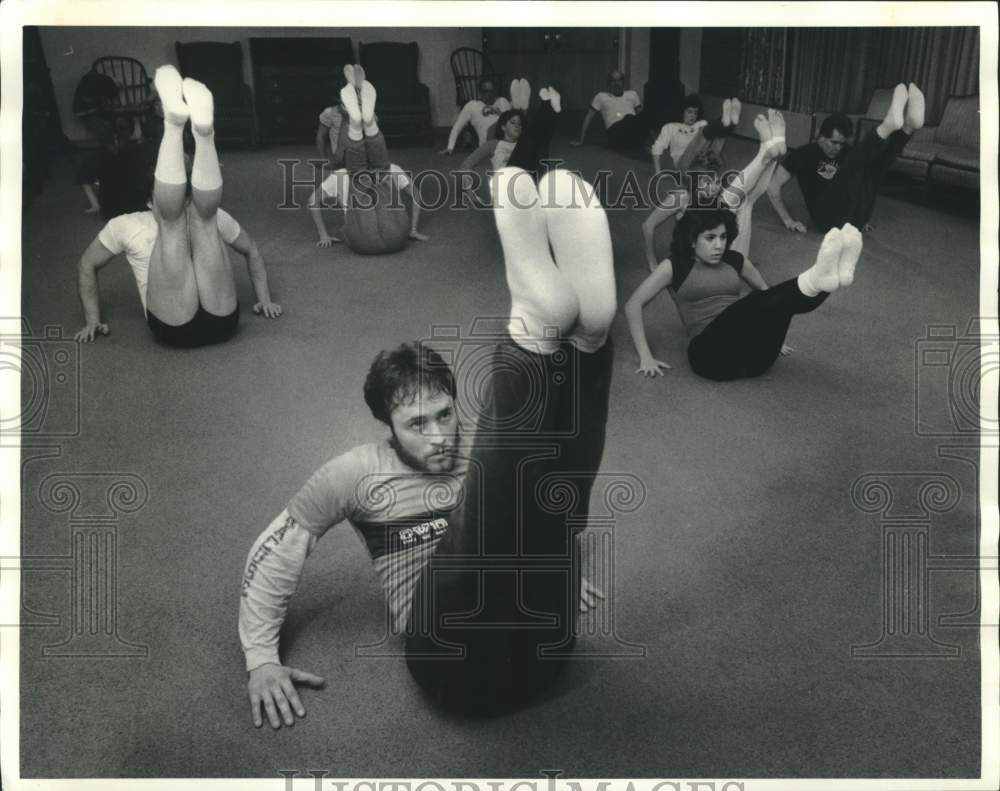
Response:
[843,91,979,189]
[901,95,979,189]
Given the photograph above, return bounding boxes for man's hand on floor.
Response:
[248,663,326,729]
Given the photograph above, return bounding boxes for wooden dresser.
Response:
[250,37,354,143]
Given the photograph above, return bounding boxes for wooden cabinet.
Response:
[250,37,353,143]
[483,28,620,112]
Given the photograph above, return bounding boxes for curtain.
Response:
[786,27,979,125]
[740,29,787,106]
[700,28,743,97]
[786,28,880,114]
[873,27,979,124]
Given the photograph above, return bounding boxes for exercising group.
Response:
[64,62,927,718]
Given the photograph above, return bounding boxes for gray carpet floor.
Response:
[19,131,983,778]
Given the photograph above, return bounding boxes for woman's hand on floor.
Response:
[780,343,794,356]
[248,662,326,729]
[253,302,283,319]
[636,356,671,377]
[316,234,342,248]
[74,322,109,343]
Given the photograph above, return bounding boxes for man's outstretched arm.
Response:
[570,108,599,146]
[766,164,806,233]
[240,510,326,729]
[228,229,283,318]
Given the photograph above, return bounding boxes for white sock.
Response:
[798,229,843,296]
[538,170,615,352]
[181,77,214,136]
[190,129,222,192]
[154,121,186,185]
[492,167,578,354]
[340,84,363,140]
[837,223,863,287]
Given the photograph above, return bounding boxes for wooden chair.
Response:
[91,56,155,121]
[449,47,505,108]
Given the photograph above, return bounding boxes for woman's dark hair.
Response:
[681,93,702,116]
[363,342,457,426]
[669,207,740,267]
[494,109,525,139]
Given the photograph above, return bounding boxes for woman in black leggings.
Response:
[458,81,562,195]
[624,207,863,381]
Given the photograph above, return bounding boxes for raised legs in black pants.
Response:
[814,127,911,232]
[813,82,926,232]
[405,168,617,713]
[508,99,559,180]
[688,278,828,380]
[688,223,865,381]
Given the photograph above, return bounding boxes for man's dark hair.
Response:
[494,108,526,139]
[670,207,740,267]
[363,342,457,426]
[819,113,854,140]
[681,94,703,115]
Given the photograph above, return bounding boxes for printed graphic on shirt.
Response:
[817,160,839,180]
[355,512,452,558]
[241,513,298,597]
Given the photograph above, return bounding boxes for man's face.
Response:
[608,72,625,97]
[389,388,459,473]
[480,82,497,105]
[818,130,848,159]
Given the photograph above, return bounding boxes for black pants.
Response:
[405,338,614,713]
[605,105,658,151]
[812,128,911,232]
[508,100,559,180]
[343,131,391,175]
[687,279,827,381]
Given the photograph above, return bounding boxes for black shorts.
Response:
[146,303,239,348]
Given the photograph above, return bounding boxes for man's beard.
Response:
[390,433,456,472]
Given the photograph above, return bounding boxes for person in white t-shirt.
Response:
[456,79,560,202]
[439,79,512,155]
[74,66,281,347]
[570,70,652,151]
[650,94,712,173]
